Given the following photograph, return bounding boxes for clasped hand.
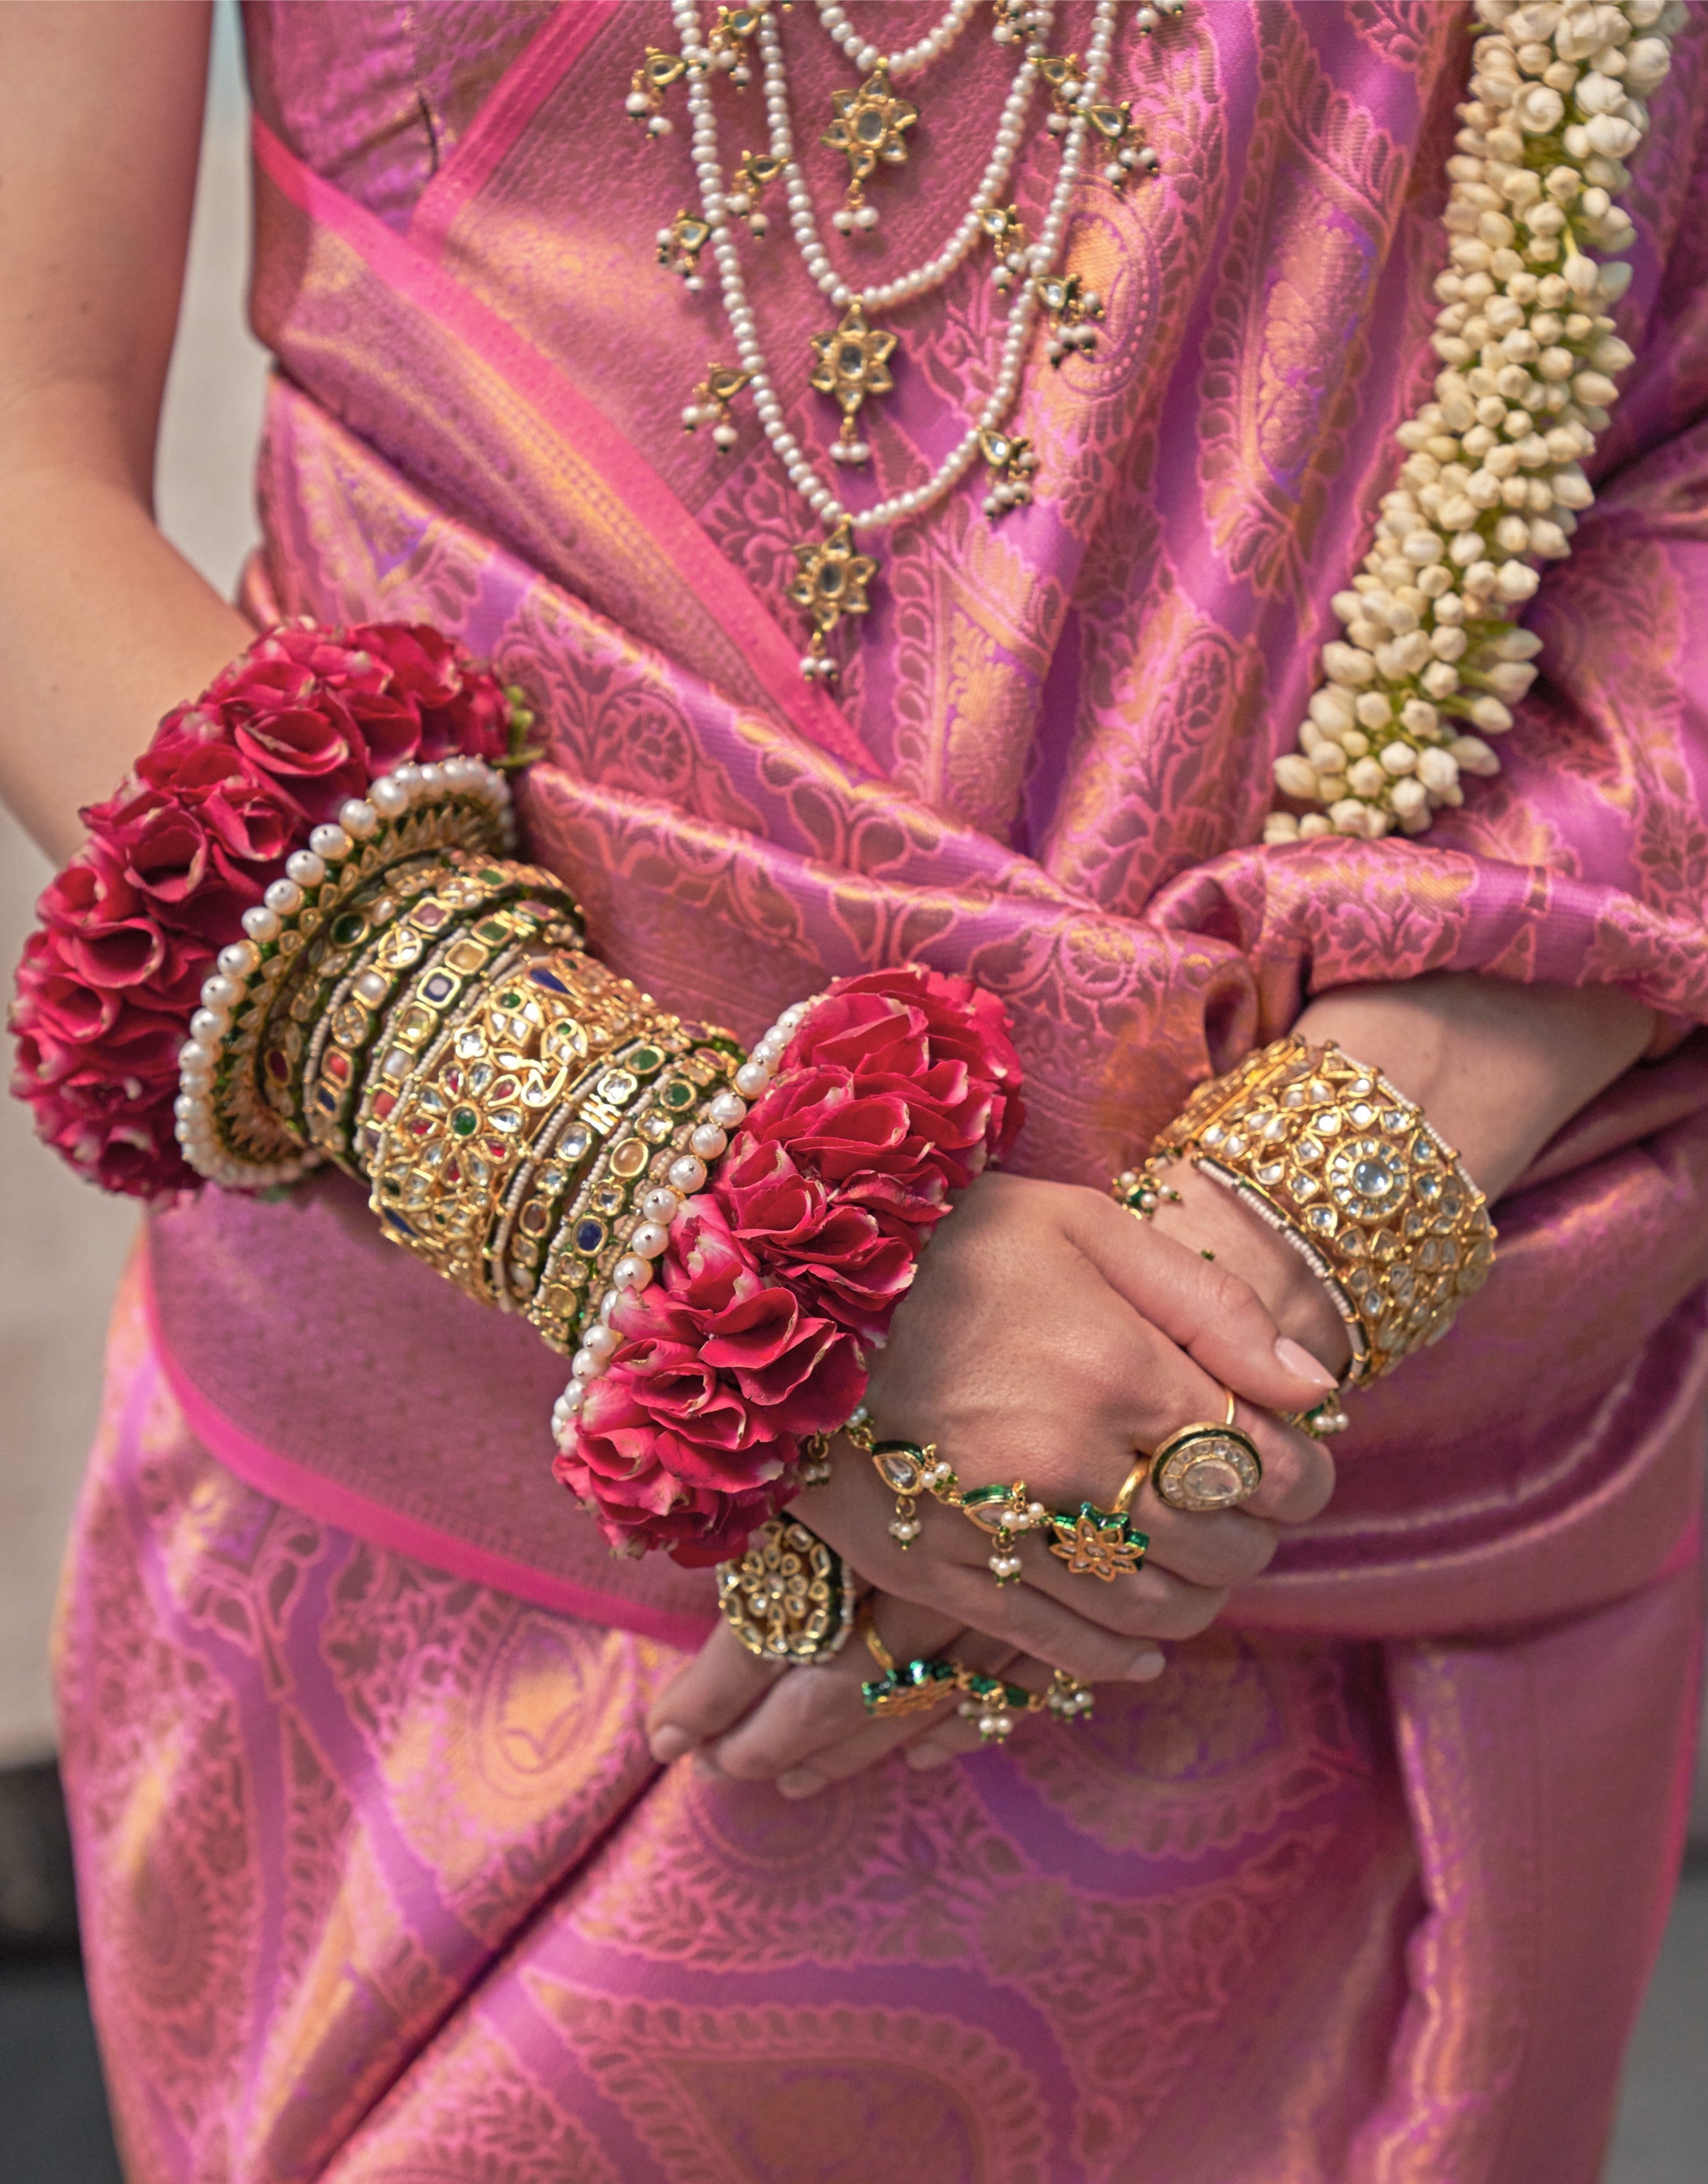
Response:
[648,1171,1341,1794]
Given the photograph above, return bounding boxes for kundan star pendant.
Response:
[788,520,877,680]
[822,65,919,219]
[809,302,897,467]
[1047,1506,1150,1581]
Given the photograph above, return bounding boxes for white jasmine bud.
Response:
[1380,741,1418,775]
[1450,734,1503,775]
[1483,659,1540,698]
[1550,463,1594,508]
[1417,748,1461,793]
[1324,642,1377,687]
[1422,660,1463,699]
[1273,754,1322,799]
[1494,560,1540,601]
[1308,687,1358,735]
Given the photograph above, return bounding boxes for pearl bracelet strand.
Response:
[174,757,514,1189]
[673,0,1121,551]
[552,988,826,1444]
[813,0,985,84]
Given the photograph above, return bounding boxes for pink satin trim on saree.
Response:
[250,113,876,781]
[137,1251,716,1652]
[410,3,622,256]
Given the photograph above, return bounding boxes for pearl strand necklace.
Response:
[673,0,1120,576]
[770,5,1057,286]
[813,0,985,85]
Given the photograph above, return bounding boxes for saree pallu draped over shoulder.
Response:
[56,6,1708,2180]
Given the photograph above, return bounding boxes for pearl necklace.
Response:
[669,0,1129,675]
[813,0,986,85]
[773,5,1056,291]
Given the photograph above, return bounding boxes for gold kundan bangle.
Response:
[1116,1036,1495,1385]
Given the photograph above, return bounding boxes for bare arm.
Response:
[0,0,252,863]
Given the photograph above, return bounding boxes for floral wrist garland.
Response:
[553,968,1024,1565]
[1266,0,1679,844]
[10,623,523,1195]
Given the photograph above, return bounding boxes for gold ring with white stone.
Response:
[1148,1388,1263,1513]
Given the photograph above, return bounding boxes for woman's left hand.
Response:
[646,1587,1095,1798]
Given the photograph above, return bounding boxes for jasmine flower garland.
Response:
[1266,0,1681,844]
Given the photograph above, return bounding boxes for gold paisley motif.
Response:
[523,1979,1053,2184]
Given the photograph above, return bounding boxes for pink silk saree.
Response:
[54,5,1708,2179]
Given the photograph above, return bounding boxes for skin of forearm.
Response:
[0,1,234,861]
[0,397,253,861]
[1293,972,1655,1198]
[1151,972,1657,1375]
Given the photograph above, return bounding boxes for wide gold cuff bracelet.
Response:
[1117,1036,1496,1385]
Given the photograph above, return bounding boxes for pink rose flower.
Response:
[719,1138,915,1337]
[10,621,519,1199]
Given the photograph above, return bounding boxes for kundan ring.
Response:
[716,1515,856,1664]
[1148,1389,1263,1513]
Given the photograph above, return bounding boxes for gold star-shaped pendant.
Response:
[822,65,919,207]
[788,520,877,639]
[1048,1507,1149,1582]
[809,302,897,422]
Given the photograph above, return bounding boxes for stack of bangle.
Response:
[18,623,1027,1570]
[1114,1035,1496,1385]
[176,757,528,1188]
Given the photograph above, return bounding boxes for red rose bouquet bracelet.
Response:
[10,623,1022,1570]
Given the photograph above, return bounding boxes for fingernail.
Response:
[1126,1647,1166,1681]
[906,1744,953,1769]
[648,1725,694,1764]
[777,1768,824,1799]
[1275,1336,1336,1391]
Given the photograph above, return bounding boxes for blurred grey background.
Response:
[0,5,1700,2178]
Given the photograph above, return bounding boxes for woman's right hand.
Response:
[799,1169,1341,1687]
